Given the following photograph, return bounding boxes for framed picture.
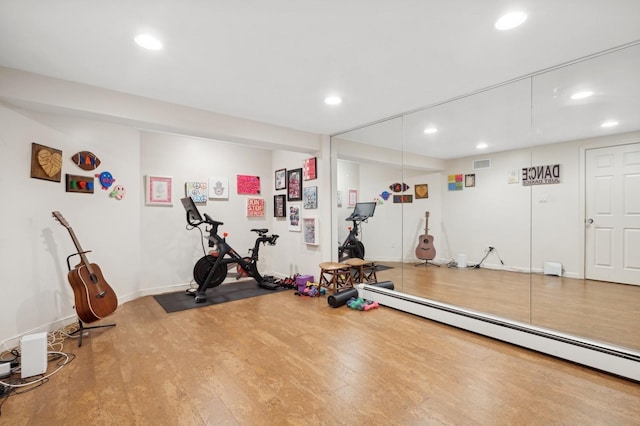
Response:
[414,184,429,199]
[287,168,302,201]
[303,217,319,245]
[30,142,63,182]
[185,181,208,203]
[288,203,301,231]
[208,176,229,199]
[246,198,265,217]
[348,189,358,207]
[465,174,476,187]
[303,186,318,209]
[275,168,287,190]
[145,175,173,206]
[303,157,317,180]
[274,194,286,218]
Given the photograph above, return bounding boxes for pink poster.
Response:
[237,175,261,194]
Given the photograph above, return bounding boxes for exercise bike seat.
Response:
[251,228,269,235]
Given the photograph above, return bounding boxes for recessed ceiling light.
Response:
[324,95,342,105]
[570,90,593,100]
[423,127,438,135]
[601,120,619,128]
[476,142,488,149]
[495,11,527,30]
[135,34,163,50]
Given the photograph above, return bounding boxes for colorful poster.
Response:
[448,174,464,191]
[185,181,208,203]
[246,198,265,217]
[237,175,261,195]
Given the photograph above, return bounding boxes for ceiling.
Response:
[1,1,640,140]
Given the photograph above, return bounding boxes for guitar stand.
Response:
[66,251,116,347]
[69,319,116,347]
[473,247,504,269]
[415,260,440,267]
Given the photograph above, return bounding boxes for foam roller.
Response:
[326,281,395,308]
[327,288,358,308]
[370,281,394,290]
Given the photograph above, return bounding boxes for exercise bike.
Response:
[181,197,279,303]
[338,202,376,261]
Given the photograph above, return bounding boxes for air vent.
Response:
[473,159,491,170]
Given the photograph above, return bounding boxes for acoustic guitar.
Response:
[415,211,436,260]
[52,211,118,323]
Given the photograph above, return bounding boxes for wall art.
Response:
[208,176,229,199]
[447,174,463,191]
[71,151,101,170]
[348,189,358,207]
[185,181,208,203]
[303,186,318,209]
[275,168,286,190]
[145,175,173,206]
[246,197,265,217]
[65,174,94,194]
[274,194,286,218]
[303,217,319,245]
[237,174,261,195]
[95,171,116,190]
[287,168,302,201]
[389,182,409,192]
[465,174,476,188]
[393,194,413,203]
[109,185,126,200]
[30,142,62,182]
[288,203,301,231]
[414,184,429,199]
[303,157,317,180]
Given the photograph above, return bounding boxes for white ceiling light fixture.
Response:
[495,11,527,30]
[570,90,593,100]
[324,95,342,106]
[476,142,488,149]
[134,34,163,50]
[601,120,619,128]
[423,127,438,135]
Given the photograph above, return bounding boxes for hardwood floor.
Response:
[378,263,640,351]
[2,277,639,425]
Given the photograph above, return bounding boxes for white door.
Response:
[585,143,640,285]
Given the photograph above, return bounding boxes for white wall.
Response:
[0,105,141,345]
[0,69,329,347]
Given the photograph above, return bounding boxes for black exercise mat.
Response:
[375,264,394,272]
[153,280,290,313]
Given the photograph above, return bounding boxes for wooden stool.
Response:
[343,258,378,283]
[318,262,353,295]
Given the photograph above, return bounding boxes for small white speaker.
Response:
[20,332,47,378]
[543,261,563,277]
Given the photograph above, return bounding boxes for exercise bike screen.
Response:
[180,196,203,223]
[352,202,376,219]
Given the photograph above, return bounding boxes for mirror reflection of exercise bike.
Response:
[180,197,279,303]
[338,202,376,261]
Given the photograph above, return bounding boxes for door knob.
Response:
[586,218,594,224]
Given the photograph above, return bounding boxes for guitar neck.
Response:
[53,211,95,275]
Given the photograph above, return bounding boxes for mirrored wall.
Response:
[331,42,640,352]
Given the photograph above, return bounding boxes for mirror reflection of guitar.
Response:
[415,211,436,260]
[52,211,118,323]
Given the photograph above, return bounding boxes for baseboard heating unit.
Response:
[359,284,640,381]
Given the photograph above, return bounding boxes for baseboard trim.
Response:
[360,284,640,381]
